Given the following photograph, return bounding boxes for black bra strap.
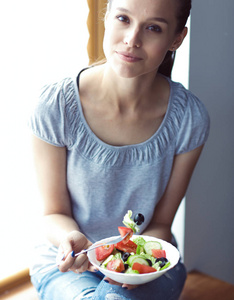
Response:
[76,67,90,89]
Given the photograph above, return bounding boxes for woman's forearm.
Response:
[42,214,80,247]
[142,222,172,243]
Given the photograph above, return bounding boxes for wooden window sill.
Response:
[0,268,38,299]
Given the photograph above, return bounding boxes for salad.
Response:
[95,211,171,274]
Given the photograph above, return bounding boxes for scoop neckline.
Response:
[72,72,173,150]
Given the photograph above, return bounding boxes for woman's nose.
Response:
[123,27,142,48]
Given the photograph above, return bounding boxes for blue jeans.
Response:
[31,261,186,300]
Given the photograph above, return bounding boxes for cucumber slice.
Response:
[127,254,140,266]
[143,241,162,255]
[136,245,144,255]
[125,268,140,274]
[101,255,114,268]
[127,254,150,267]
[160,261,171,270]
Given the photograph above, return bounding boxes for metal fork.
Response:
[38,233,129,274]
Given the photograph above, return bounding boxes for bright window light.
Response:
[0,0,89,280]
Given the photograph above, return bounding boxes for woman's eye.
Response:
[116,15,129,23]
[147,25,162,33]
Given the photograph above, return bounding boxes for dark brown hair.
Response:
[158,0,192,77]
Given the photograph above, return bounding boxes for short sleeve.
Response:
[175,92,210,154]
[28,79,74,148]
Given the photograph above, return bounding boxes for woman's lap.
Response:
[31,268,103,300]
[31,262,186,300]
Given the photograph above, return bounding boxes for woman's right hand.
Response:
[57,230,94,274]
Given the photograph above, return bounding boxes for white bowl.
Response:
[88,235,180,285]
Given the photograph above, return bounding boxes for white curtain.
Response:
[0,0,89,279]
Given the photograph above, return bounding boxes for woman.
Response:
[29,0,210,299]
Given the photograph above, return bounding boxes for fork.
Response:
[38,233,129,274]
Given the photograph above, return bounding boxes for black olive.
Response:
[159,261,166,268]
[146,259,152,267]
[156,257,168,267]
[122,252,130,262]
[134,213,145,225]
[156,257,168,263]
[124,263,129,270]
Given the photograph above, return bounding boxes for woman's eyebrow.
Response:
[115,8,168,24]
[149,17,168,25]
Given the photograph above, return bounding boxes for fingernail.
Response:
[71,251,75,257]
[104,279,109,283]
[58,253,65,261]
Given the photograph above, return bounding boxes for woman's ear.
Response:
[169,27,188,51]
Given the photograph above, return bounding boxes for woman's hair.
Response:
[106,0,192,78]
[159,0,192,77]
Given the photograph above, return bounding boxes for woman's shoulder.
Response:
[168,77,209,121]
[29,76,80,148]
[39,77,75,101]
[166,78,210,153]
[78,65,105,98]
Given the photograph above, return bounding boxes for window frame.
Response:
[87,0,106,64]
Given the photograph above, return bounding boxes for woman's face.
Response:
[103,0,184,78]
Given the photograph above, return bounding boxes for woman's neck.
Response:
[100,63,161,111]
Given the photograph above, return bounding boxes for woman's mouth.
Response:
[115,51,143,63]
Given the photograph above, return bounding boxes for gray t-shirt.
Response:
[29,73,210,245]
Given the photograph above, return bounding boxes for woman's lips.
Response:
[116,51,143,62]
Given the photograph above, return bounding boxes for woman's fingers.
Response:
[104,277,122,286]
[104,277,138,290]
[59,252,90,274]
[122,283,138,290]
[69,254,89,273]
[87,262,99,273]
[57,231,93,273]
[59,251,75,272]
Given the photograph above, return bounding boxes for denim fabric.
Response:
[31,261,186,300]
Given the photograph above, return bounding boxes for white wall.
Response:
[184,0,234,285]
[171,18,191,260]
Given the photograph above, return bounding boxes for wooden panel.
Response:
[0,281,38,300]
[0,269,30,295]
[87,0,107,64]
[180,271,234,300]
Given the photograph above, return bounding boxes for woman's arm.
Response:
[32,136,92,272]
[32,135,77,243]
[143,145,204,242]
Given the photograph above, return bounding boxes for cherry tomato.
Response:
[151,249,166,259]
[115,240,137,253]
[107,259,125,273]
[132,262,157,274]
[118,226,133,244]
[95,244,115,261]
